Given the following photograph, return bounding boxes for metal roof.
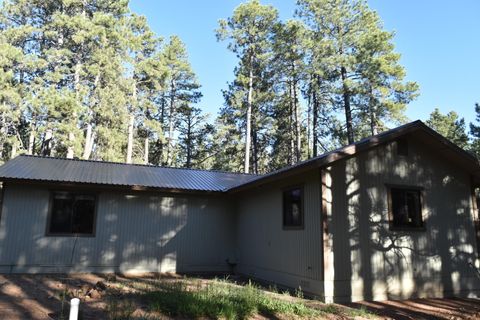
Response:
[1,121,478,193]
[0,155,257,192]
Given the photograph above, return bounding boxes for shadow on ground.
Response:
[345,297,480,320]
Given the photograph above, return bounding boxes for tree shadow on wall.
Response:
[329,142,480,304]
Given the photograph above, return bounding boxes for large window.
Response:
[388,186,424,230]
[47,191,96,236]
[283,187,303,229]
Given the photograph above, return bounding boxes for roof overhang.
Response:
[1,178,227,196]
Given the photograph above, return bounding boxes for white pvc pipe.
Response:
[69,298,80,320]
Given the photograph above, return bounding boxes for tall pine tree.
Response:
[216,0,278,173]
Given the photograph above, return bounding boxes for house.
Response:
[0,120,479,302]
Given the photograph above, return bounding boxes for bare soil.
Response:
[0,273,478,320]
[345,298,480,320]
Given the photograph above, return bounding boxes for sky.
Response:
[129,0,480,125]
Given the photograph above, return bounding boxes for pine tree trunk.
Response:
[10,141,17,159]
[244,54,254,174]
[293,78,301,162]
[126,81,137,164]
[341,66,354,144]
[159,94,166,165]
[144,137,149,164]
[83,123,93,159]
[42,128,53,156]
[370,108,378,136]
[66,132,75,158]
[312,82,319,157]
[369,87,378,136]
[0,111,5,159]
[288,81,295,165]
[252,123,259,174]
[186,116,192,168]
[126,114,134,163]
[167,81,176,166]
[83,73,99,160]
[306,90,311,159]
[28,122,36,155]
[68,59,82,160]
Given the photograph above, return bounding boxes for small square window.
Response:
[396,138,408,156]
[388,187,423,230]
[48,191,96,236]
[283,187,303,229]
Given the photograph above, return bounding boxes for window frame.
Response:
[282,185,305,230]
[45,190,98,237]
[396,138,409,157]
[386,184,426,231]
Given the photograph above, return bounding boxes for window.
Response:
[283,187,303,228]
[388,187,423,229]
[396,138,408,156]
[48,191,96,236]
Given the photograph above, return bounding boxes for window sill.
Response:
[45,233,95,238]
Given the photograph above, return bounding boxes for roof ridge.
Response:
[17,154,258,176]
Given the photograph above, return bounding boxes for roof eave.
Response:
[1,178,227,195]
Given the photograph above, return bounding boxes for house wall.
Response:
[234,171,324,296]
[0,185,235,274]
[323,137,480,302]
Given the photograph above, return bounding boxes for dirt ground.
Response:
[0,273,479,320]
[346,298,480,320]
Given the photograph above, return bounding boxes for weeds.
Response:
[319,304,340,315]
[344,305,375,318]
[57,287,70,320]
[146,279,318,320]
[106,298,136,320]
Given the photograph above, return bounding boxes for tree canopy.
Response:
[1,0,478,171]
[426,108,469,148]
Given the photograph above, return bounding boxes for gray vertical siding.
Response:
[1,135,479,303]
[324,137,480,301]
[0,185,235,273]
[235,171,323,295]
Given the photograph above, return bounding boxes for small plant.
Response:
[106,298,136,320]
[345,305,375,318]
[57,287,70,320]
[268,284,279,294]
[320,303,340,315]
[295,286,304,299]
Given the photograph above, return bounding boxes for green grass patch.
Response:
[146,279,318,319]
[344,305,376,318]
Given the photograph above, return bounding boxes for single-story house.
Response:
[0,120,479,302]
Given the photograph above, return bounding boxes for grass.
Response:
[101,276,377,319]
[106,298,136,320]
[344,305,375,318]
[146,278,319,320]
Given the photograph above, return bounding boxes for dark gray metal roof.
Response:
[2,121,478,193]
[0,155,257,192]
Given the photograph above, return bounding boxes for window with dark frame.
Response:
[396,138,409,156]
[389,187,423,229]
[283,187,303,228]
[48,192,96,235]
